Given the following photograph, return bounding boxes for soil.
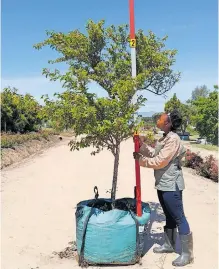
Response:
[53,241,77,259]
[85,198,143,213]
[1,138,218,269]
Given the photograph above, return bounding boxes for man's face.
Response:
[156,113,171,132]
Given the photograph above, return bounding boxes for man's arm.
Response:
[140,143,155,158]
[139,137,180,170]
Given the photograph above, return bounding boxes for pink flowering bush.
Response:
[184,149,218,182]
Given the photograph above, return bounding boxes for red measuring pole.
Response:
[133,132,142,217]
[129,0,142,217]
[129,0,135,40]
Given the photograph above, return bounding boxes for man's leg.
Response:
[163,191,194,267]
[162,191,190,235]
[153,191,177,253]
[157,190,176,229]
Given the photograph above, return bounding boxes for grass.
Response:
[187,125,199,136]
[186,126,218,151]
[59,130,75,137]
[189,134,199,141]
[1,130,59,149]
[191,143,218,151]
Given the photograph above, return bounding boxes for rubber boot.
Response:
[153,226,177,253]
[172,232,194,267]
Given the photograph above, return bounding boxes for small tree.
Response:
[34,20,180,201]
[165,93,191,134]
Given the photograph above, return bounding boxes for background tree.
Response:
[142,116,153,124]
[165,93,191,134]
[1,87,41,133]
[40,92,75,131]
[165,93,181,110]
[1,87,15,132]
[178,103,191,134]
[191,85,209,101]
[191,89,218,145]
[34,20,180,201]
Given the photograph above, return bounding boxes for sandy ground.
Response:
[1,138,218,269]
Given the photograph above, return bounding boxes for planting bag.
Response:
[75,197,151,265]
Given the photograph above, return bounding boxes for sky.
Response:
[1,0,218,112]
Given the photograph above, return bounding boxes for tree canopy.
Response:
[165,93,191,134]
[34,20,180,200]
[191,85,209,101]
[191,89,218,145]
[1,87,41,133]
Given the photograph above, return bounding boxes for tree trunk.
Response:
[182,124,187,135]
[181,126,185,135]
[111,144,120,202]
[181,126,184,135]
[4,121,7,133]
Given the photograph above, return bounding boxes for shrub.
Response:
[198,155,218,182]
[184,149,218,182]
[143,125,153,131]
[184,149,203,169]
[141,131,156,147]
[1,130,59,149]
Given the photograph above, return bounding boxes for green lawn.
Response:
[189,134,199,141]
[191,143,218,151]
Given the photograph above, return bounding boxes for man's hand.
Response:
[139,135,146,147]
[133,152,142,160]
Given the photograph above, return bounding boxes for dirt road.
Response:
[1,138,218,269]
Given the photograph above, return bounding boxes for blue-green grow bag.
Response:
[75,198,151,266]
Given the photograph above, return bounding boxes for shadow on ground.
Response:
[142,202,181,257]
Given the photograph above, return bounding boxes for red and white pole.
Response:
[129,0,142,217]
[129,0,137,78]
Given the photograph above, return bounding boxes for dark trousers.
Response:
[157,190,190,235]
